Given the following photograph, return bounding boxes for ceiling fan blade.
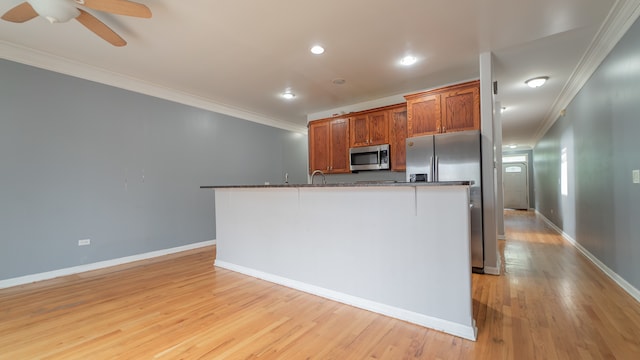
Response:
[75,9,126,47]
[79,0,151,18]
[1,2,38,23]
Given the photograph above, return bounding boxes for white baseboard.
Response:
[536,211,640,304]
[0,240,216,290]
[482,249,502,275]
[214,260,478,341]
[483,262,501,276]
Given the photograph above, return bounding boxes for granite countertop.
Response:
[200,181,472,189]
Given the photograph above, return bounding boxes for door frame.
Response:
[502,153,530,210]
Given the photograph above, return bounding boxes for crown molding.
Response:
[533,0,640,145]
[0,41,308,134]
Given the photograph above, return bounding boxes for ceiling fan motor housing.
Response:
[28,0,80,23]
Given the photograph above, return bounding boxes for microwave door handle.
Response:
[377,148,382,168]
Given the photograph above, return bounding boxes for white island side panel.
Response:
[214,185,475,340]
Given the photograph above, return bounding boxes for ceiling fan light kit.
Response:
[29,0,80,23]
[1,0,152,46]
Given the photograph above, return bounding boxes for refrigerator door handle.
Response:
[434,155,439,182]
[429,156,434,182]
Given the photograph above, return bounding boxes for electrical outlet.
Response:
[78,239,91,246]
[633,169,640,184]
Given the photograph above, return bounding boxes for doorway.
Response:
[503,162,529,210]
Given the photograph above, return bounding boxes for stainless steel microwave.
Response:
[349,144,390,171]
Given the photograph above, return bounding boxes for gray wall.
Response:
[533,17,640,290]
[0,59,308,280]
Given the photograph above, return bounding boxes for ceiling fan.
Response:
[1,0,152,47]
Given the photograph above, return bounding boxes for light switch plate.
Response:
[633,169,640,184]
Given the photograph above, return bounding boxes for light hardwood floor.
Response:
[1,210,639,359]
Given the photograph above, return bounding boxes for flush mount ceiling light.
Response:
[525,76,549,88]
[310,45,325,55]
[400,55,418,66]
[281,92,296,100]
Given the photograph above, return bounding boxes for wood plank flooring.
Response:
[1,210,639,359]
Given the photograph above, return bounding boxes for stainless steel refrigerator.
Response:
[405,130,484,271]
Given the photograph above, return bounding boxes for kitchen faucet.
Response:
[311,170,326,185]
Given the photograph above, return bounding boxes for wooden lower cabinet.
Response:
[308,118,349,174]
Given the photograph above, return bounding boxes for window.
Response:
[503,155,527,163]
[561,148,568,196]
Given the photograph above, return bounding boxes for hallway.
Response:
[472,210,640,358]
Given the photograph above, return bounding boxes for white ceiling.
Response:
[2,0,639,149]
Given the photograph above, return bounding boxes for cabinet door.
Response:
[309,120,330,173]
[329,118,350,173]
[368,111,389,145]
[350,114,369,147]
[389,106,408,171]
[407,94,441,136]
[441,83,479,133]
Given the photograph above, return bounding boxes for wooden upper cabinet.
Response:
[308,120,330,174]
[308,80,478,175]
[441,83,480,133]
[349,111,389,147]
[405,80,480,136]
[350,114,369,147]
[406,94,441,137]
[308,117,350,174]
[389,105,408,171]
[368,111,389,145]
[329,118,350,173]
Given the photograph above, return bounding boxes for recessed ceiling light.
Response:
[525,76,549,88]
[400,55,417,66]
[310,45,325,55]
[509,144,517,149]
[281,92,296,100]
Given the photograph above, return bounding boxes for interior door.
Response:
[503,163,529,209]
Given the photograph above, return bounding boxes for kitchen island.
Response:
[201,182,477,340]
